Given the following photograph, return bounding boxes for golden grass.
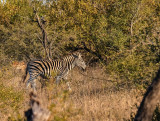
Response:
[0,65,144,121]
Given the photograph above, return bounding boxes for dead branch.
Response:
[67,41,103,61]
[134,68,160,121]
[81,42,103,60]
[25,92,50,121]
[33,8,51,59]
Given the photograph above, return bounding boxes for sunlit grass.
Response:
[0,82,24,120]
[1,65,160,121]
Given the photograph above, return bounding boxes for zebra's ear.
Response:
[78,53,81,58]
[73,52,80,58]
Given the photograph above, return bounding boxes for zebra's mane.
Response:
[62,52,81,60]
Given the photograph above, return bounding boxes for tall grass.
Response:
[1,64,160,121]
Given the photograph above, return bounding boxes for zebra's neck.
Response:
[51,59,63,71]
[62,55,76,71]
[50,55,76,72]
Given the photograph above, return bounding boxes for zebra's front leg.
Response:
[61,70,72,91]
[56,76,62,84]
[56,69,69,84]
[62,69,69,80]
[26,74,39,91]
[63,70,72,91]
[66,82,72,91]
[26,78,36,92]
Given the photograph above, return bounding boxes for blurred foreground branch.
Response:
[25,92,50,121]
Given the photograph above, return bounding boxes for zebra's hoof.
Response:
[26,83,30,88]
[68,87,72,92]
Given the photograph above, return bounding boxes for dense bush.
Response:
[0,0,160,87]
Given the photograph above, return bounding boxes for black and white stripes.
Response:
[23,52,86,90]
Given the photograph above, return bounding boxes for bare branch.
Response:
[81,42,103,60]
[33,8,51,59]
[36,33,43,45]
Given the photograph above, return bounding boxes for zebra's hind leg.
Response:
[26,74,39,91]
[31,80,37,92]
[26,78,33,88]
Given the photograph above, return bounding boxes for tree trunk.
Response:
[134,69,160,121]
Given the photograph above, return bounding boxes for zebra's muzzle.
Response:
[81,68,86,72]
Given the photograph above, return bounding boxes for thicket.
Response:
[0,0,160,87]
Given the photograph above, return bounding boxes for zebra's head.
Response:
[73,52,86,70]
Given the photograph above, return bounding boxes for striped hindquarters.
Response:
[27,60,59,78]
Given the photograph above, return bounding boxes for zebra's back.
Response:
[27,59,63,77]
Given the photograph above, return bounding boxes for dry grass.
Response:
[66,67,143,121]
[0,64,144,121]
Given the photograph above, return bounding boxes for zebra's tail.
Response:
[22,65,28,83]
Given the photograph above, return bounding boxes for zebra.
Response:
[23,52,86,91]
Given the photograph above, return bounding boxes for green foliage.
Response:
[0,0,160,87]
